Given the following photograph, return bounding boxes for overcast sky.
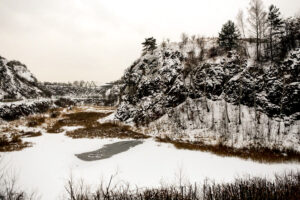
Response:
[0,0,299,84]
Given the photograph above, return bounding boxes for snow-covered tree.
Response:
[142,37,157,54]
[218,20,241,51]
[280,17,300,57]
[267,5,283,62]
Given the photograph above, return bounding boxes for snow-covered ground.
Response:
[0,130,299,200]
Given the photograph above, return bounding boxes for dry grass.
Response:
[0,134,31,152]
[0,109,54,151]
[46,112,111,133]
[66,122,149,139]
[46,111,148,139]
[26,115,46,127]
[156,137,300,163]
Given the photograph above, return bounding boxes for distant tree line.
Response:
[43,80,98,88]
[219,0,300,62]
[140,0,299,63]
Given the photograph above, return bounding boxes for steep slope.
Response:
[114,40,300,151]
[0,55,50,100]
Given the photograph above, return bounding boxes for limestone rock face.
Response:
[115,41,300,125]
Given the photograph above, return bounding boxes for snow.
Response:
[0,131,299,200]
[61,126,84,131]
[0,98,52,107]
[13,65,35,82]
[98,111,116,123]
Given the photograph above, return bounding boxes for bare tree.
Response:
[237,10,247,39]
[248,0,267,61]
[196,36,206,61]
[180,33,189,49]
[237,10,250,57]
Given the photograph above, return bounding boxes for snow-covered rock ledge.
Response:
[0,99,54,120]
[111,40,300,155]
[142,98,300,153]
[0,98,76,121]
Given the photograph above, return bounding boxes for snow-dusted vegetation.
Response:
[1,106,299,199]
[0,0,299,199]
[114,38,300,154]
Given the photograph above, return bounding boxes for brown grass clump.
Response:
[46,112,111,133]
[156,137,300,163]
[50,111,61,118]
[27,116,46,127]
[0,134,31,152]
[66,122,149,139]
[46,110,148,139]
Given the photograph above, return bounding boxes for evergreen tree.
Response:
[218,20,241,51]
[267,5,283,61]
[142,37,157,54]
[280,17,300,57]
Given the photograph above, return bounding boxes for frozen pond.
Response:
[75,140,143,161]
[1,132,300,200]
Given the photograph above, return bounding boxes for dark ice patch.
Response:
[75,140,143,161]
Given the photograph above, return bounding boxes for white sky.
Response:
[0,0,299,83]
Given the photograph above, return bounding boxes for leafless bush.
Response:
[0,166,37,200]
[196,36,206,61]
[180,33,189,49]
[161,40,167,49]
[64,171,300,200]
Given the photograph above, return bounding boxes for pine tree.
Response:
[218,20,241,51]
[142,37,157,54]
[267,5,283,62]
[280,17,300,57]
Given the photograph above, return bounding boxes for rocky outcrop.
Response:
[0,98,78,121]
[112,41,300,151]
[115,41,300,126]
[0,55,51,100]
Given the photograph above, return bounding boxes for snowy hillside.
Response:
[112,39,300,151]
[0,55,50,100]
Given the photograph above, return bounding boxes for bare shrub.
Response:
[180,33,189,49]
[161,40,167,49]
[0,166,37,199]
[64,172,300,200]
